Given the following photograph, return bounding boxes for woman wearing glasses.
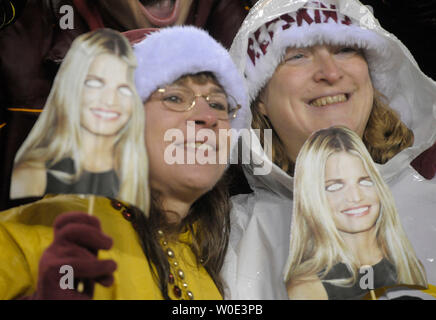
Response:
[0,26,248,300]
[145,76,240,167]
[131,25,245,299]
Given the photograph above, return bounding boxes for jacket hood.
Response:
[230,0,436,193]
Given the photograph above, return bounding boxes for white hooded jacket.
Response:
[221,0,436,300]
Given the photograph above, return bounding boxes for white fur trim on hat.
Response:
[242,2,398,104]
[133,26,249,132]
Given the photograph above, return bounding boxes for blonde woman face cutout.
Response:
[80,53,134,136]
[324,151,380,235]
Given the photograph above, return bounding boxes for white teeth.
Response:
[92,110,119,120]
[342,206,369,215]
[198,143,214,152]
[151,0,173,9]
[184,142,214,151]
[185,142,197,149]
[310,94,347,107]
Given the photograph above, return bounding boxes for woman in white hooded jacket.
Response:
[221,0,436,300]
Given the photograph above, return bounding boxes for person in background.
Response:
[221,0,436,300]
[0,0,252,209]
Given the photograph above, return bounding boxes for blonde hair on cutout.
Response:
[13,29,149,215]
[285,126,427,288]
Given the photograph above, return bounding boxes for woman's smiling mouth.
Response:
[309,93,349,107]
[341,205,370,217]
[91,108,121,120]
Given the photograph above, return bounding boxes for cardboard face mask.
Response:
[285,127,428,300]
[9,29,149,216]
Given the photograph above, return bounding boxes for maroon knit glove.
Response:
[25,212,117,300]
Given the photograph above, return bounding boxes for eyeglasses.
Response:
[155,85,241,120]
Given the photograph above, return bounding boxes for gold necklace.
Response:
[158,229,194,300]
[110,198,195,300]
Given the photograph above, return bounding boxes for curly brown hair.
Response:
[363,90,414,164]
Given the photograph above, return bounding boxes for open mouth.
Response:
[139,0,180,27]
[91,109,120,120]
[341,205,370,217]
[309,93,349,107]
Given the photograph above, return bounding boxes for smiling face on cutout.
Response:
[324,151,380,236]
[259,44,374,163]
[80,53,134,137]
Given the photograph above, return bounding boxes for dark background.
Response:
[360,0,436,81]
